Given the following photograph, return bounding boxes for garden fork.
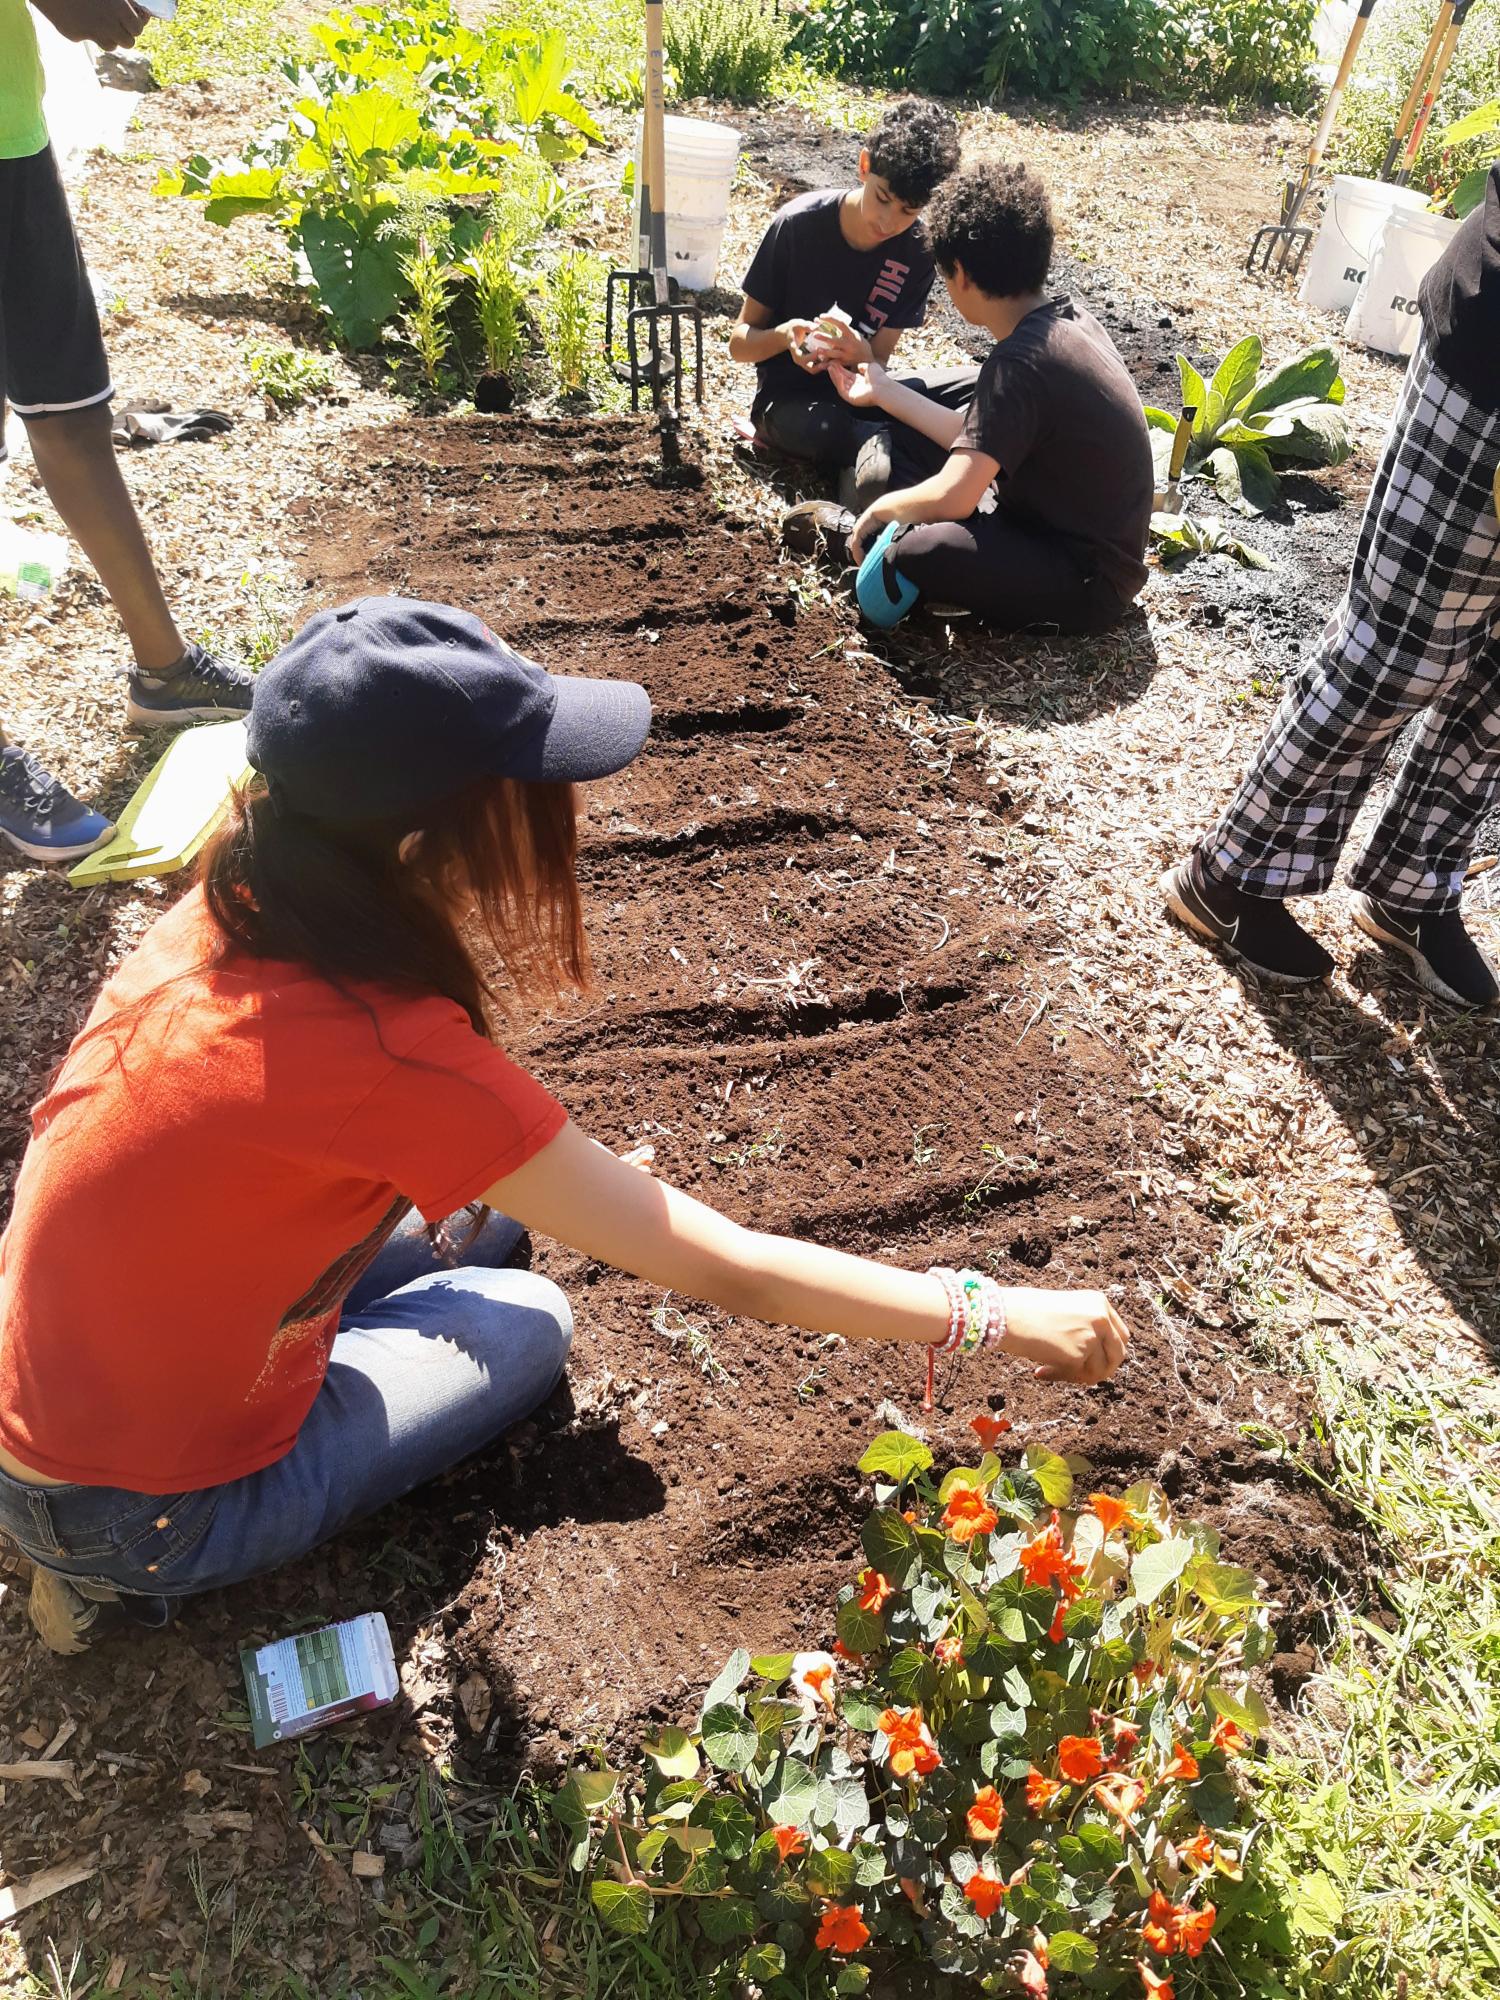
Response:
[1247,0,1378,278]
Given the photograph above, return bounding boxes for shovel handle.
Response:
[1306,0,1377,172]
[1396,0,1472,179]
[643,0,669,305]
[1382,0,1452,178]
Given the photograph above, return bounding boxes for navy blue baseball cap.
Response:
[247,596,651,821]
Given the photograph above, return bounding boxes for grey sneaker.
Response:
[1162,850,1334,985]
[781,500,855,563]
[126,642,253,728]
[1350,893,1499,1008]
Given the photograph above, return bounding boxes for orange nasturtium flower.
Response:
[1139,1964,1175,1999]
[1177,1830,1216,1872]
[832,1638,864,1665]
[878,1705,942,1779]
[770,1826,807,1864]
[1025,1768,1062,1813]
[1018,1513,1087,1600]
[1211,1713,1248,1755]
[970,1413,1012,1450]
[857,1567,895,1615]
[1111,1717,1142,1755]
[942,1482,999,1544]
[934,1633,965,1667]
[1095,1774,1146,1824]
[964,1871,1007,1919]
[815,1904,870,1954]
[1089,1491,1137,1535]
[1046,1598,1067,1645]
[1143,1891,1181,1957]
[966,1785,1004,1844]
[1177,1906,1217,1958]
[1162,1742,1200,1783]
[1057,1735,1105,1784]
[1013,1946,1050,1998]
[792,1652,838,1712]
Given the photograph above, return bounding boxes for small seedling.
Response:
[711,1126,785,1168]
[399,227,457,392]
[651,1303,733,1385]
[911,1123,943,1168]
[246,342,337,412]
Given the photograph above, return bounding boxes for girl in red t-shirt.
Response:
[0,598,1128,1652]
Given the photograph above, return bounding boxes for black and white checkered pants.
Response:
[1203,336,1500,912]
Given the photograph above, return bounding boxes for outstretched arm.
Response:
[483,1120,1128,1384]
[848,447,999,560]
[831,362,969,451]
[31,0,149,48]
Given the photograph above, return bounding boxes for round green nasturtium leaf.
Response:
[1023,1445,1074,1508]
[759,1753,818,1829]
[1130,1532,1196,1606]
[835,1967,871,1995]
[806,1846,857,1898]
[702,1702,760,1774]
[751,1651,795,1682]
[861,1507,921,1584]
[695,1892,758,1943]
[837,1598,886,1657]
[858,1431,934,1484]
[701,1647,753,1718]
[643,1727,699,1780]
[690,1793,757,1861]
[590,1879,652,1936]
[1046,1930,1098,1972]
[1192,1559,1259,1617]
[740,1942,786,1981]
[568,1768,621,1811]
[1208,1682,1270,1735]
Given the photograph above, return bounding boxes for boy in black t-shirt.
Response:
[729,98,959,503]
[782,160,1153,636]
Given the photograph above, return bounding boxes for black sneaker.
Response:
[126,642,254,728]
[0,743,113,862]
[781,500,855,564]
[1161,850,1334,985]
[1349,893,1499,1008]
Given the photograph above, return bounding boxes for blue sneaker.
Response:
[856,523,920,629]
[126,642,253,727]
[0,743,113,862]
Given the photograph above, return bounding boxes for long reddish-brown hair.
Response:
[199,775,590,1031]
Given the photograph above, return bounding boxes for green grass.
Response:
[1250,1327,1500,1995]
[142,0,298,84]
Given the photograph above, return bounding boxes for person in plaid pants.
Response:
[1164,168,1499,1008]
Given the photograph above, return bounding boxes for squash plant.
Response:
[566,1425,1293,1996]
[157,3,601,349]
[1144,339,1351,517]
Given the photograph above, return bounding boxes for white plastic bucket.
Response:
[636,115,740,291]
[1345,206,1460,356]
[1298,175,1429,315]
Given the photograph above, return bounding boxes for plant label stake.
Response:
[604,0,704,417]
[1157,406,1197,515]
[1247,0,1376,279]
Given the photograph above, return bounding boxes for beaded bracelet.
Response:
[928,1267,1009,1356]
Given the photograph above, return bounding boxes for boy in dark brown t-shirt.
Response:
[783,161,1153,633]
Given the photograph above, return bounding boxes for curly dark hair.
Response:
[927,160,1054,298]
[864,98,961,209]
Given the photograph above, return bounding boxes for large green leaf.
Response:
[1442,97,1499,145]
[697,1893,758,1942]
[1208,334,1263,426]
[806,1846,858,1897]
[861,1508,920,1584]
[1130,1531,1196,1605]
[1206,442,1280,517]
[1047,1932,1098,1972]
[295,206,409,347]
[1240,343,1342,419]
[701,1703,759,1774]
[837,1598,886,1657]
[690,1793,757,1861]
[1250,403,1351,468]
[702,1648,751,1719]
[322,85,423,159]
[590,1879,652,1935]
[1142,403,1180,432]
[759,1753,817,1829]
[858,1432,933,1484]
[1451,164,1495,219]
[643,1728,699,1780]
[1178,354,1207,419]
[1023,1446,1073,1508]
[201,167,287,224]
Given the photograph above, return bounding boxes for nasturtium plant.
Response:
[571,1425,1291,1995]
[1144,338,1352,517]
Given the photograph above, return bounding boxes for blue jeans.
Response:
[0,1209,572,1606]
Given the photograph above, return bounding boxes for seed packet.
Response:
[240,1612,399,1749]
[805,305,855,357]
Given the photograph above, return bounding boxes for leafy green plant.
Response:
[399,225,457,388]
[794,0,1315,104]
[1442,99,1498,216]
[245,341,339,410]
[1150,512,1271,570]
[565,1423,1290,1994]
[665,0,795,104]
[1144,340,1351,517]
[537,249,603,396]
[157,2,600,348]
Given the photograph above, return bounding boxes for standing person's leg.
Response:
[1164,339,1498,988]
[5,146,251,724]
